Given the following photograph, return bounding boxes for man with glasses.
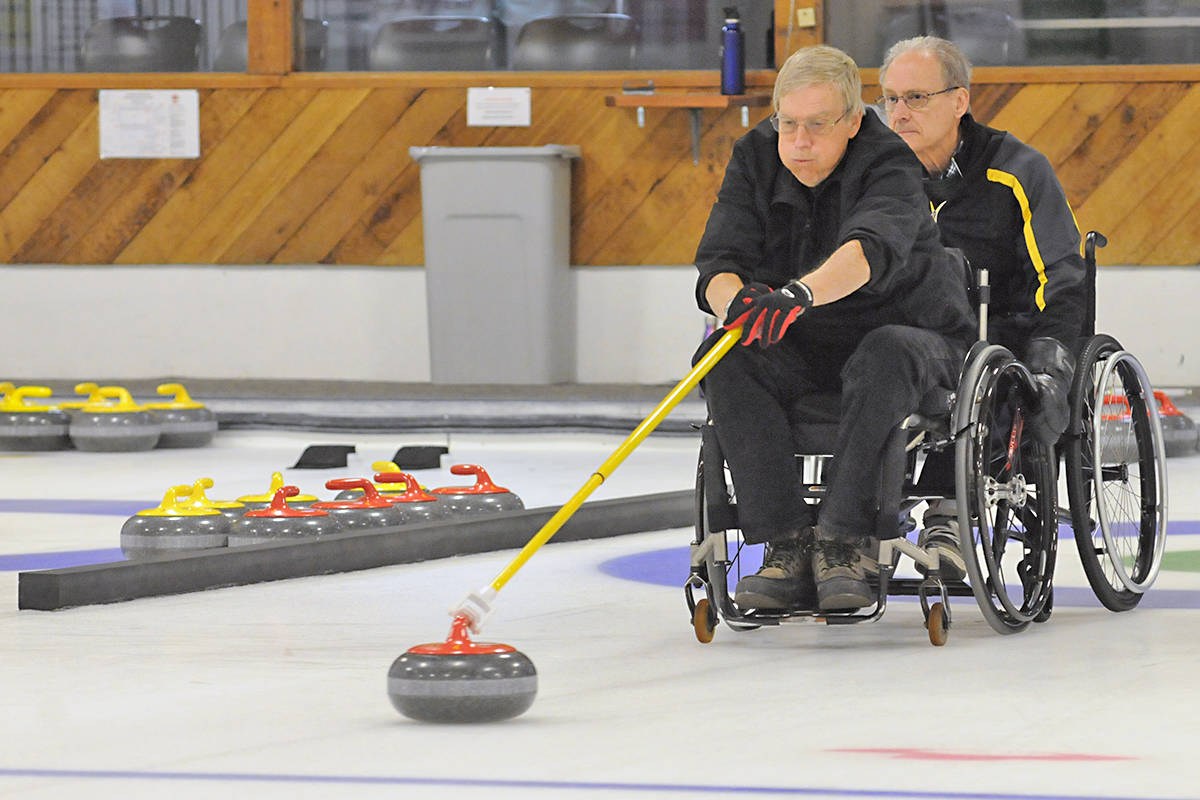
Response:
[694,45,975,613]
[879,37,1086,580]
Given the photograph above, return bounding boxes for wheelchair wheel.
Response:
[955,345,1058,634]
[1065,334,1167,611]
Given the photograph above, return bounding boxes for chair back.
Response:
[213,19,329,71]
[878,2,1023,66]
[369,16,501,70]
[512,13,637,70]
[81,16,201,72]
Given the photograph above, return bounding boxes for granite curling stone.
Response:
[120,485,230,559]
[228,486,341,546]
[0,385,71,451]
[388,615,537,724]
[311,479,407,531]
[374,470,453,523]
[144,383,218,448]
[1155,391,1198,457]
[430,464,525,517]
[69,386,160,452]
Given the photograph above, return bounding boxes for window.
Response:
[1,0,246,73]
[827,0,1200,68]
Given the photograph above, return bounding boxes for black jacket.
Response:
[924,114,1087,346]
[694,111,975,355]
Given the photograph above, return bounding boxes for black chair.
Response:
[368,16,503,71]
[80,16,202,72]
[212,19,329,72]
[877,2,1023,66]
[511,13,637,70]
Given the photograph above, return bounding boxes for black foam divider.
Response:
[18,490,692,611]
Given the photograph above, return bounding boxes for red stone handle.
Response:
[376,471,437,502]
[325,477,382,500]
[268,485,300,510]
[437,464,509,494]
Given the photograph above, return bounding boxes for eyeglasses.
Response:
[876,86,961,110]
[769,109,850,138]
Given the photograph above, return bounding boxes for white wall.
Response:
[1,264,1196,387]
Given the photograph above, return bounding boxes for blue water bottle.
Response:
[720,7,745,96]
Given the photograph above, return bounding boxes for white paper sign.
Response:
[99,89,200,159]
[466,87,531,127]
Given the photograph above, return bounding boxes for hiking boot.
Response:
[916,518,967,583]
[733,530,816,611]
[811,530,873,612]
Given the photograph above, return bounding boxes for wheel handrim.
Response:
[1089,351,1168,593]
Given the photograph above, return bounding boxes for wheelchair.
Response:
[685,232,1167,646]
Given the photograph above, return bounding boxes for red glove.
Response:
[742,280,814,347]
[721,282,770,330]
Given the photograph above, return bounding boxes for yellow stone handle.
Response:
[0,385,56,412]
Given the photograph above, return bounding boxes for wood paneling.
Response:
[0,76,1197,267]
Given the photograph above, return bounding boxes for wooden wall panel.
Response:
[0,79,1197,267]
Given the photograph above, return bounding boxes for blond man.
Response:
[694,45,974,612]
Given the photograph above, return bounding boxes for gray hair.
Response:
[879,36,972,93]
[773,44,865,117]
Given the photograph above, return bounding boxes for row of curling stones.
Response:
[0,382,216,451]
[119,464,527,558]
[334,462,524,519]
[119,471,435,558]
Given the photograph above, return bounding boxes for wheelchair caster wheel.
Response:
[927,602,949,647]
[693,598,716,643]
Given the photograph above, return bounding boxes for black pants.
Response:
[699,324,966,545]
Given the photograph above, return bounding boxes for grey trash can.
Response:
[409,145,582,384]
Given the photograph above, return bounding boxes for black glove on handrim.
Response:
[721,282,770,330]
[741,280,814,348]
[1025,336,1076,445]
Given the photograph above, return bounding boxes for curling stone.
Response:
[310,479,407,531]
[237,472,318,510]
[144,383,218,448]
[1155,391,1198,457]
[184,477,248,521]
[120,485,230,559]
[333,461,409,500]
[228,486,341,546]
[373,470,453,523]
[0,386,71,451]
[430,465,525,517]
[69,386,160,452]
[388,615,537,723]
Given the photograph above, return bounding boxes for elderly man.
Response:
[694,45,975,613]
[879,36,1086,579]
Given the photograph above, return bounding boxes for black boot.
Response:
[812,528,873,612]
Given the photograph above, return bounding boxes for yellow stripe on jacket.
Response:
[986,168,1048,311]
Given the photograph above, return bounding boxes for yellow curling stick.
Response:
[451,327,741,632]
